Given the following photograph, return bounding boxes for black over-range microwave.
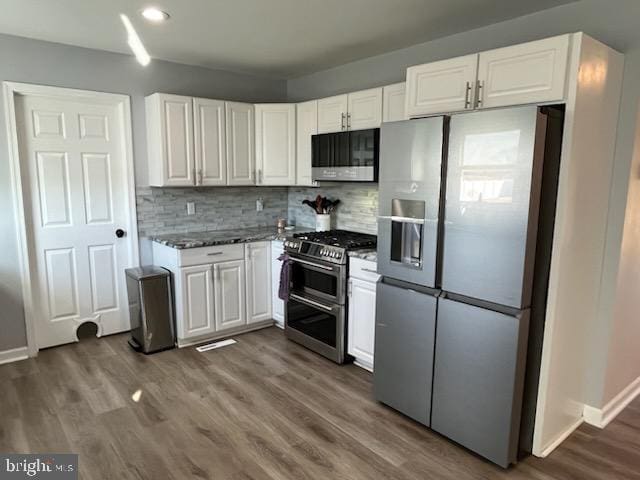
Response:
[311,128,379,182]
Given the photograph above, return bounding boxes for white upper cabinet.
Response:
[406,54,478,118]
[383,82,408,122]
[245,241,272,324]
[193,98,227,186]
[147,93,195,186]
[317,89,383,133]
[317,94,349,133]
[476,35,570,109]
[348,87,383,130]
[296,100,318,186]
[225,101,255,185]
[255,104,296,186]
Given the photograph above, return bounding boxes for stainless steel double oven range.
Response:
[283,230,377,363]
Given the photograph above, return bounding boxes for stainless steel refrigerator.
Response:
[374,105,564,467]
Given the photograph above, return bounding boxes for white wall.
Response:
[603,103,640,404]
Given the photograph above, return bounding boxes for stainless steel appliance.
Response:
[376,117,445,288]
[374,105,564,467]
[284,230,377,363]
[125,266,175,354]
[312,129,379,182]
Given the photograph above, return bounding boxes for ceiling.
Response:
[0,0,576,78]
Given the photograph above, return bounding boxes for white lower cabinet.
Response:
[271,240,285,328]
[214,260,246,331]
[179,264,215,338]
[246,242,272,324]
[347,258,380,371]
[152,242,273,347]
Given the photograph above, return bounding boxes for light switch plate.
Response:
[256,198,264,212]
[186,201,195,215]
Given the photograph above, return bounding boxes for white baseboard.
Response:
[535,417,583,458]
[583,375,640,428]
[0,346,29,365]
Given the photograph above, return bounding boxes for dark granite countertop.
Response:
[151,226,312,249]
[348,249,377,262]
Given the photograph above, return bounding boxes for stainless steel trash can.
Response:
[125,266,175,353]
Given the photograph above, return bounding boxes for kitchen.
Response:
[2,1,640,479]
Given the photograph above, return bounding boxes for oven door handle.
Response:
[290,294,334,312]
[290,257,336,271]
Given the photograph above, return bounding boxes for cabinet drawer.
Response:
[178,244,244,267]
[349,257,380,282]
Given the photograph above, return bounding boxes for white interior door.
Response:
[15,91,136,349]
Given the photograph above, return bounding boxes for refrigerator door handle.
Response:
[390,215,425,225]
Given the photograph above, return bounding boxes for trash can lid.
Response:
[125,266,170,280]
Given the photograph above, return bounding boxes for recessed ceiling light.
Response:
[141,7,170,23]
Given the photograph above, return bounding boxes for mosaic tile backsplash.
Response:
[288,184,379,235]
[136,186,289,238]
[136,183,379,239]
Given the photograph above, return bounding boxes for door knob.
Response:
[115,229,126,238]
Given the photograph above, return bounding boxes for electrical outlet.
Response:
[256,198,264,212]
[186,201,196,216]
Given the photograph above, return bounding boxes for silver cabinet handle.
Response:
[192,167,197,185]
[361,268,378,274]
[258,169,263,184]
[464,81,472,109]
[198,169,203,185]
[347,113,351,129]
[475,80,484,108]
[290,293,333,312]
[207,251,224,256]
[341,112,346,130]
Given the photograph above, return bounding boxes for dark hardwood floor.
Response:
[1,326,639,479]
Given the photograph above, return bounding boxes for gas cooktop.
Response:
[284,229,377,265]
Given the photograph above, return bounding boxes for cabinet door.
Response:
[245,242,272,324]
[317,94,348,133]
[255,104,296,186]
[347,87,383,130]
[405,54,478,117]
[214,260,246,331]
[431,299,529,468]
[225,102,255,185]
[147,93,195,186]
[193,98,227,186]
[179,264,215,339]
[382,82,407,123]
[271,241,285,327]
[347,278,377,371]
[477,35,569,109]
[296,100,318,186]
